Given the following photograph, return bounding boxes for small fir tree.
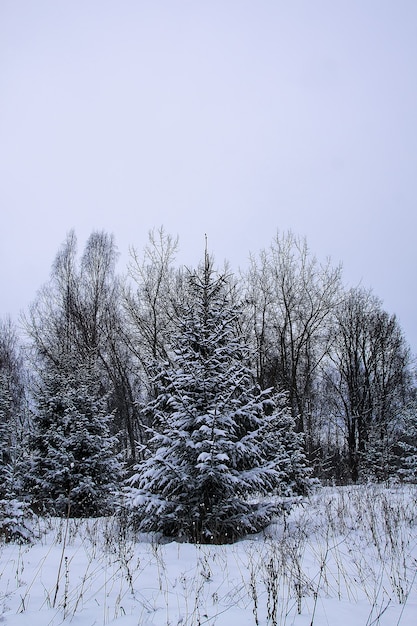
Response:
[396,405,417,482]
[27,358,122,517]
[0,371,14,496]
[0,323,35,541]
[127,254,311,543]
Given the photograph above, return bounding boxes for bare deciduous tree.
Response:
[243,231,342,459]
[123,227,183,391]
[24,230,140,461]
[324,287,412,482]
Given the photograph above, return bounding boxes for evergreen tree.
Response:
[127,254,311,543]
[26,358,122,517]
[0,319,28,499]
[396,402,417,482]
[0,371,14,493]
[0,319,35,541]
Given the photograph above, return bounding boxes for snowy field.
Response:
[1,485,417,626]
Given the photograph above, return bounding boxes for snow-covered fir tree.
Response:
[126,252,311,543]
[396,401,417,482]
[26,357,122,517]
[0,319,27,499]
[0,320,35,541]
[0,371,14,495]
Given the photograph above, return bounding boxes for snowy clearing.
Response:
[1,484,417,626]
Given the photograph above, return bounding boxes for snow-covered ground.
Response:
[1,484,417,626]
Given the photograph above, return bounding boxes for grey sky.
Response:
[1,1,416,352]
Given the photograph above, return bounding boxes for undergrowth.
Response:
[0,484,416,625]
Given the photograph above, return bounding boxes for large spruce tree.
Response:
[127,252,310,543]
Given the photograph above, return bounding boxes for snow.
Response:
[1,484,417,626]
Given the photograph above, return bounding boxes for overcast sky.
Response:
[1,1,416,352]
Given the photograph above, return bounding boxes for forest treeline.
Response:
[0,228,416,539]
